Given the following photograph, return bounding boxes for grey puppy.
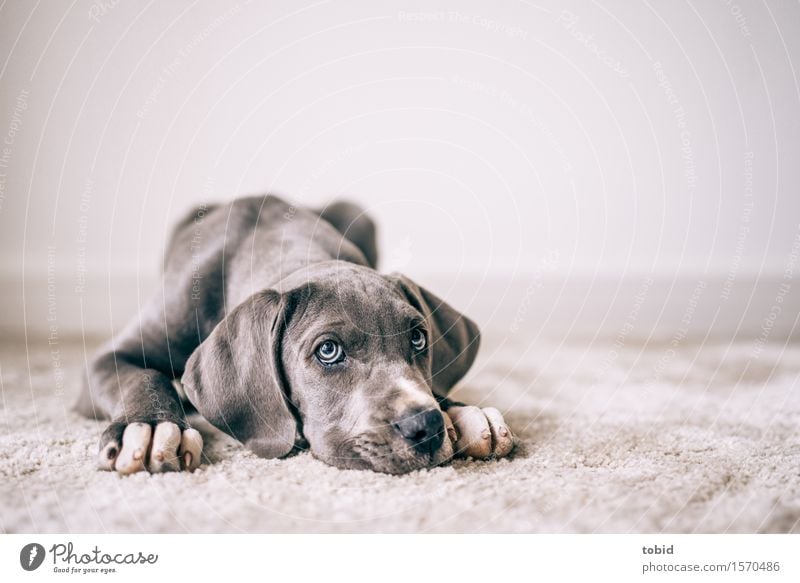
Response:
[75,195,514,475]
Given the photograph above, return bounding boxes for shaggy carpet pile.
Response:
[1,335,798,533]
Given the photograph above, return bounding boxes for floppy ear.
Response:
[393,275,481,398]
[181,289,300,458]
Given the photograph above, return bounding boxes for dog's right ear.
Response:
[181,290,301,459]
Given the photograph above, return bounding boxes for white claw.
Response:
[448,406,492,459]
[482,407,514,458]
[97,441,120,471]
[179,428,203,471]
[149,422,182,473]
[115,423,152,475]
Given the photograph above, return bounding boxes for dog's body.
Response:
[76,195,513,474]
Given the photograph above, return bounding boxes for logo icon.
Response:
[20,543,46,571]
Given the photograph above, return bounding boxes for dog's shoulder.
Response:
[165,195,298,260]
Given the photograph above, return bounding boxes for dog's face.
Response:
[182,263,480,474]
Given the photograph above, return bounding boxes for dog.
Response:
[75,195,514,475]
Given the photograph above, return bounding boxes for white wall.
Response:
[1,0,798,341]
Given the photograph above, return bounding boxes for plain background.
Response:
[0,0,798,341]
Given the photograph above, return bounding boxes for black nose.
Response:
[393,408,445,456]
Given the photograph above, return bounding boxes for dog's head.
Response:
[181,262,480,474]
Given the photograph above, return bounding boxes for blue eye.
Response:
[411,329,427,352]
[315,340,345,365]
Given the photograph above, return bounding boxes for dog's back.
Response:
[165,195,375,310]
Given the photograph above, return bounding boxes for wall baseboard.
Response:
[1,270,797,344]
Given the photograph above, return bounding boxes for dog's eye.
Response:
[315,340,345,365]
[411,329,427,352]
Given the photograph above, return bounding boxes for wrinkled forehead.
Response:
[290,273,423,339]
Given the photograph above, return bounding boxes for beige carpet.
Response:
[1,335,798,533]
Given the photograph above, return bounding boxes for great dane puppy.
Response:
[75,195,514,475]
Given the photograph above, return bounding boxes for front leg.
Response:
[438,397,515,459]
[82,351,203,474]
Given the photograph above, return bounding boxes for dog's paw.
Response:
[444,406,514,459]
[97,421,203,474]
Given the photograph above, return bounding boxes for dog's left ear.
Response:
[391,274,481,397]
